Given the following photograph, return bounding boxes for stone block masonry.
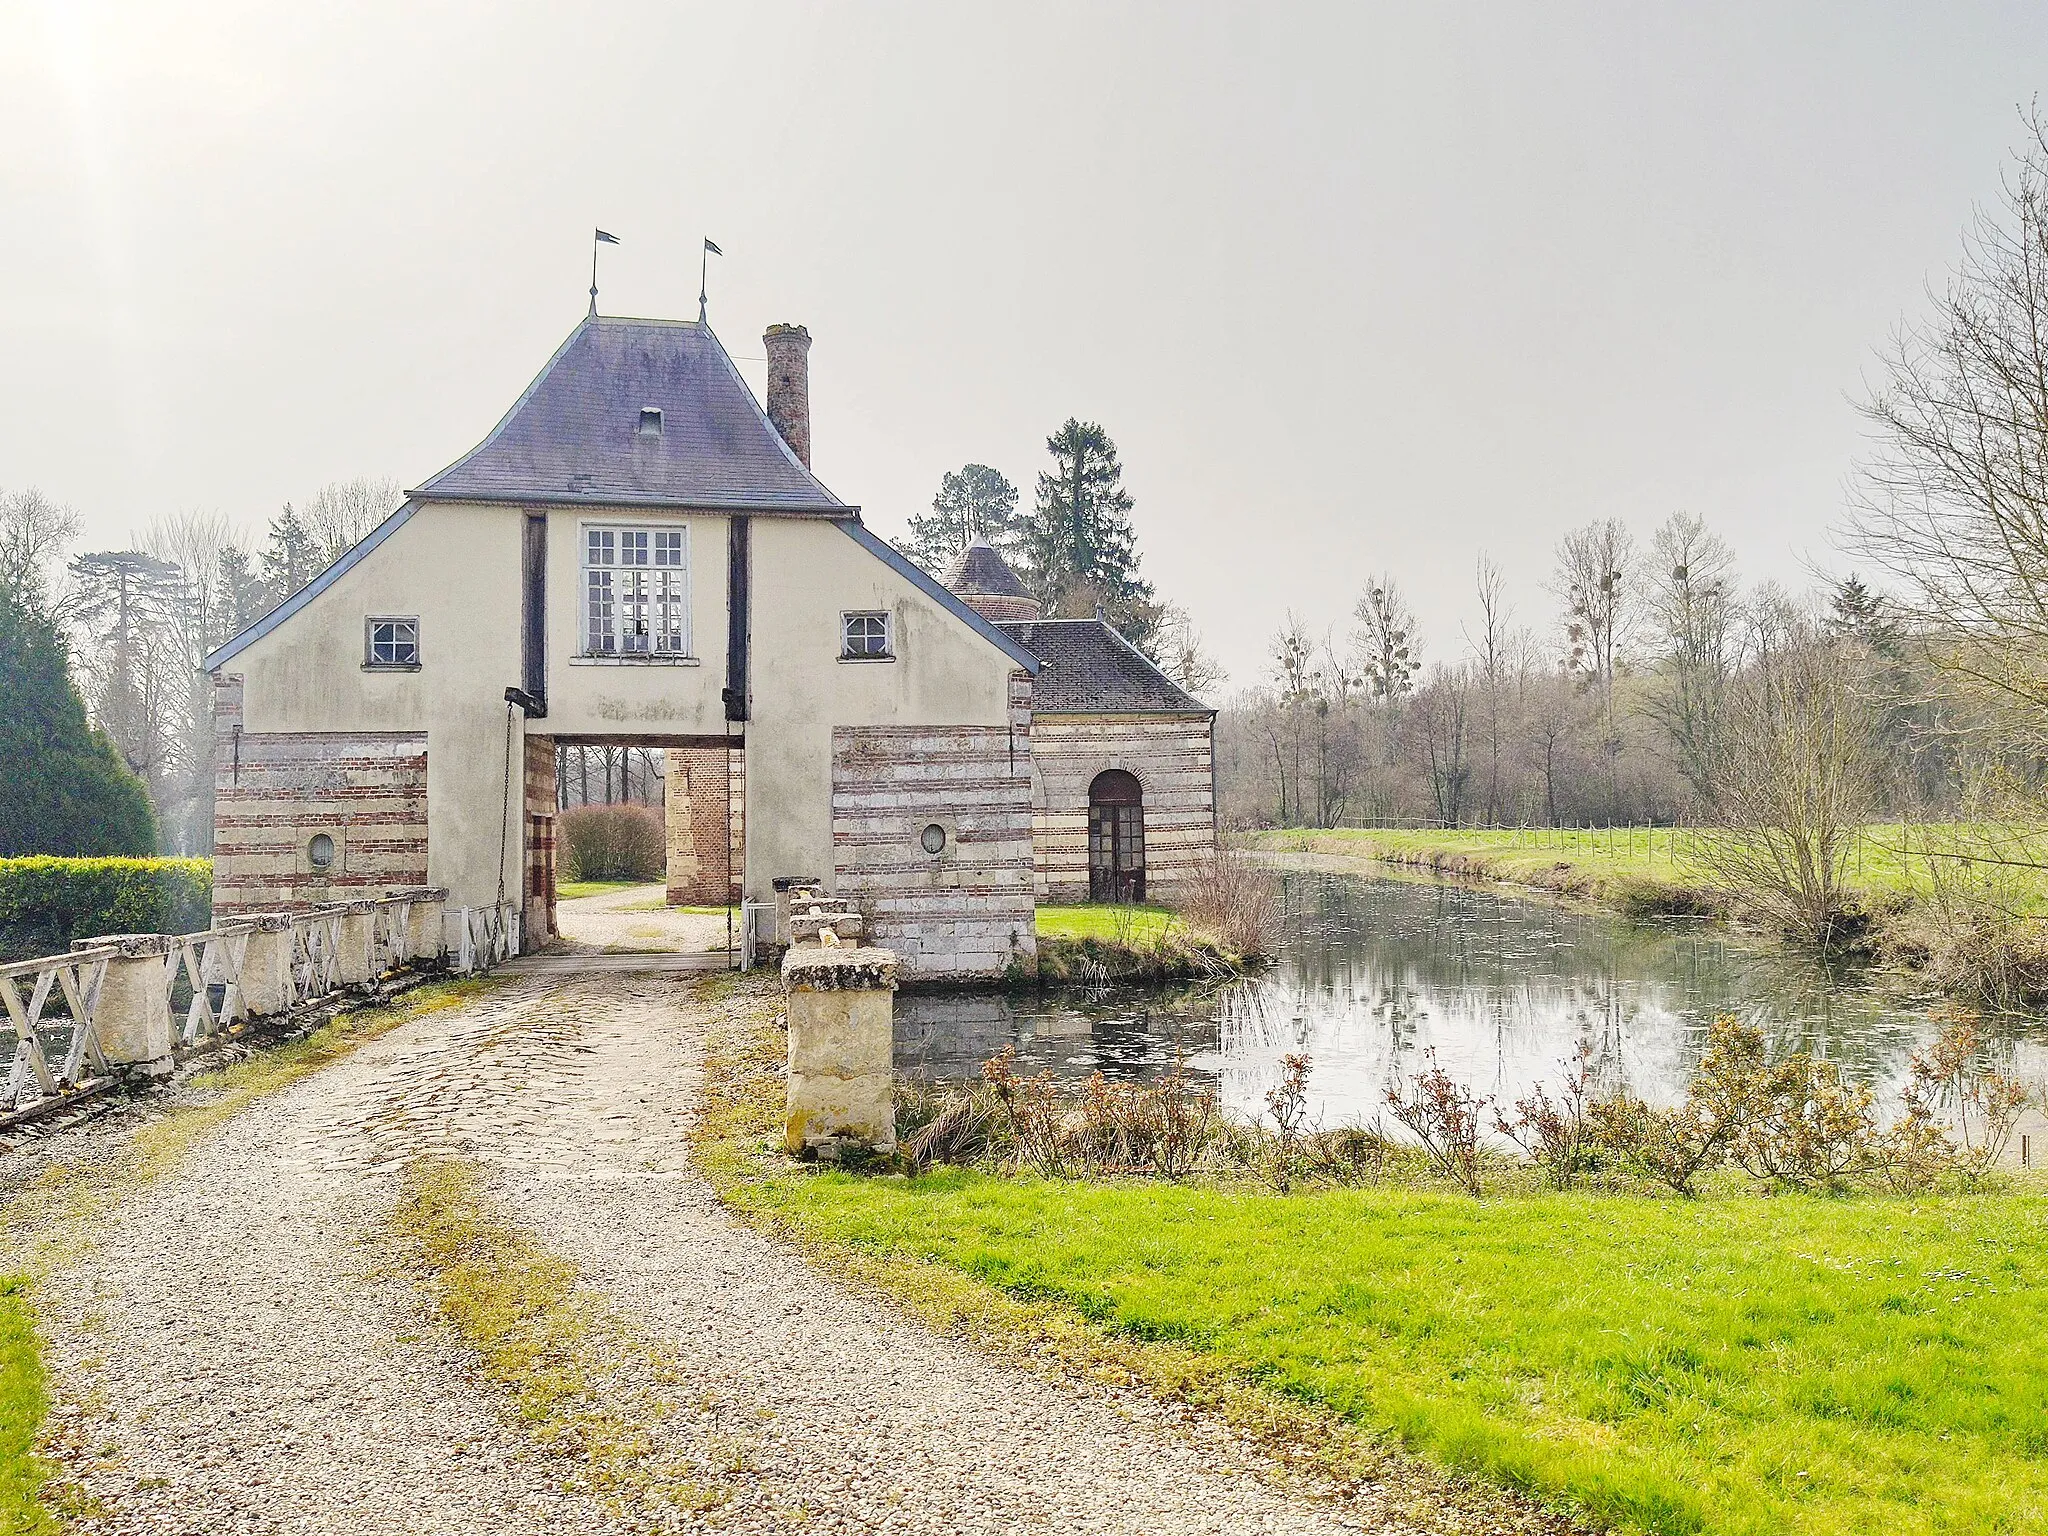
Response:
[1030,712,1216,902]
[666,745,745,906]
[212,675,429,917]
[829,672,1036,981]
[782,941,897,1154]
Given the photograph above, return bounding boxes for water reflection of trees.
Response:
[894,873,2047,1125]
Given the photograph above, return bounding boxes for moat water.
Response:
[893,872,2048,1130]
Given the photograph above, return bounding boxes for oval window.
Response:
[919,823,947,855]
[308,833,337,870]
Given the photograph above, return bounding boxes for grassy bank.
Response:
[1032,903,1249,984]
[0,1276,54,1535]
[697,989,2048,1536]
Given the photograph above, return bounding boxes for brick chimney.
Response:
[763,323,812,468]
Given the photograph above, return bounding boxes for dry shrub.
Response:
[1891,814,2048,1008]
[560,803,664,883]
[1495,1041,1598,1189]
[1306,1122,1396,1185]
[1180,847,1281,959]
[975,1044,1219,1180]
[1909,1007,2032,1185]
[1386,1048,1491,1196]
[1583,1017,1761,1195]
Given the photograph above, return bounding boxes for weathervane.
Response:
[699,237,722,323]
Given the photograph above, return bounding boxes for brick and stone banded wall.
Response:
[1030,712,1216,902]
[211,674,429,915]
[523,733,557,948]
[832,680,1036,981]
[665,745,744,906]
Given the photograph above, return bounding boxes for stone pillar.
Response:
[337,900,378,988]
[75,934,175,1080]
[782,945,897,1156]
[238,913,296,1017]
[404,890,447,965]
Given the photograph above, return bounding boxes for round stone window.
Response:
[919,823,947,855]
[308,832,337,870]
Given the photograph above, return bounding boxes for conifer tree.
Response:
[901,464,1021,571]
[1019,419,1157,646]
[259,503,319,605]
[0,584,156,855]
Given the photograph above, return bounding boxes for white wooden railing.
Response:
[0,887,505,1121]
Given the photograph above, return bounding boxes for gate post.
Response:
[239,913,296,1017]
[782,943,897,1156]
[75,934,175,1080]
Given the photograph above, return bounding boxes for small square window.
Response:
[367,617,419,668]
[842,611,892,659]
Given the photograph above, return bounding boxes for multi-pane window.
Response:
[585,526,689,655]
[842,610,892,659]
[366,617,419,667]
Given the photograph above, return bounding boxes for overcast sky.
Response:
[5,2,2046,687]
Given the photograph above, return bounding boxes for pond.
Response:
[894,872,2048,1133]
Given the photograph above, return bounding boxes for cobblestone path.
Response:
[27,973,1496,1535]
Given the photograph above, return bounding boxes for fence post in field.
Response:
[76,933,176,1080]
[239,913,297,1017]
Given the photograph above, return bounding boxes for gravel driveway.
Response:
[22,972,1529,1535]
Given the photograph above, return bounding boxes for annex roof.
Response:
[411,315,852,513]
[996,618,1211,714]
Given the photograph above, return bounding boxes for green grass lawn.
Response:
[554,878,649,902]
[1035,903,1179,942]
[726,1161,2048,1535]
[1252,825,2041,908]
[0,1276,54,1535]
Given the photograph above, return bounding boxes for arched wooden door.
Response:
[1088,769,1146,903]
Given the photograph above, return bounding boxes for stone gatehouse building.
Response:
[205,305,1214,979]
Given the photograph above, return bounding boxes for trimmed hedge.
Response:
[0,857,213,960]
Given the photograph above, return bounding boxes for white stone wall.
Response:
[830,673,1037,981]
[1028,712,1216,902]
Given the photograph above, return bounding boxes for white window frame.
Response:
[580,521,692,661]
[841,609,894,661]
[364,616,420,670]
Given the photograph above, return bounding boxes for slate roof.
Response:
[997,618,1211,714]
[412,315,851,512]
[941,540,1035,599]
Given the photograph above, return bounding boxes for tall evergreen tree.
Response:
[212,544,269,648]
[900,464,1021,571]
[1019,419,1157,646]
[0,584,156,855]
[260,502,319,605]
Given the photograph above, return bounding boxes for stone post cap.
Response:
[389,886,447,901]
[772,875,824,892]
[790,913,862,945]
[73,933,172,957]
[247,911,298,932]
[340,898,380,914]
[782,945,898,992]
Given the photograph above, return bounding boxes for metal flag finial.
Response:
[699,237,722,324]
[590,228,620,314]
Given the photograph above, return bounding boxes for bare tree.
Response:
[0,488,81,613]
[1695,630,1881,947]
[1413,666,1472,826]
[1644,512,1737,810]
[302,476,403,565]
[1465,555,1511,822]
[1847,109,2048,745]
[64,550,195,839]
[1351,575,1421,767]
[1153,602,1228,698]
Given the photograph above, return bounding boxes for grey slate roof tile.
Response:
[412,315,850,512]
[942,541,1035,599]
[997,619,1211,713]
